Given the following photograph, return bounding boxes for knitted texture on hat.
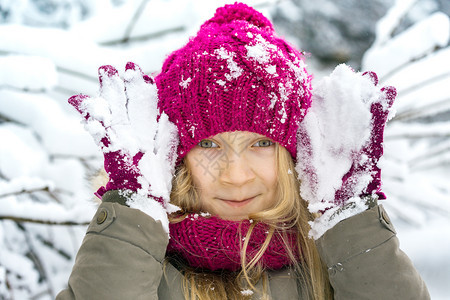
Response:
[168,214,299,271]
[156,2,312,160]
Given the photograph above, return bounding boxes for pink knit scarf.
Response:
[167,213,300,271]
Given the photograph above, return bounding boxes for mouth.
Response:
[218,196,257,208]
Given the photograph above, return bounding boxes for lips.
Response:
[218,196,257,208]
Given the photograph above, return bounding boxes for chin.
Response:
[219,215,248,221]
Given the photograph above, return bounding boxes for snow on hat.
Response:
[156,2,312,160]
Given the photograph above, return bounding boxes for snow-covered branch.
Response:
[0,216,89,226]
[386,122,450,139]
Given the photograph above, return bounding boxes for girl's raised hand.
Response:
[69,62,179,232]
[295,64,396,239]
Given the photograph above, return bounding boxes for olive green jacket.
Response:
[57,191,429,299]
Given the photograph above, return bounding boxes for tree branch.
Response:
[100,25,185,46]
[380,45,449,85]
[0,216,89,226]
[385,132,450,139]
[122,0,150,43]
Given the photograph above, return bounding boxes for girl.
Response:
[57,3,429,299]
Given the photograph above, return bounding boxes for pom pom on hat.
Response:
[156,2,312,161]
[203,2,274,31]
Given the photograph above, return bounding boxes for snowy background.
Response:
[0,0,449,299]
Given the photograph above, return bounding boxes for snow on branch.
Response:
[410,139,450,171]
[0,196,94,225]
[385,47,450,99]
[392,100,450,122]
[386,122,450,139]
[363,12,450,79]
[0,177,54,198]
[371,0,418,48]
[0,216,89,226]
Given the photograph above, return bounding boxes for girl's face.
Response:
[185,131,278,220]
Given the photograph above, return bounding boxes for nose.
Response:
[218,152,255,186]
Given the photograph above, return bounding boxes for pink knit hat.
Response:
[156,2,312,160]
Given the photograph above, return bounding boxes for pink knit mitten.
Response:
[296,64,396,239]
[69,62,178,232]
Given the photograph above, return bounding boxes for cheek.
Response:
[185,152,213,204]
[249,150,278,188]
[186,148,221,180]
[263,165,278,195]
[261,164,279,209]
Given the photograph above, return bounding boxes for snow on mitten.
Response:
[295,64,396,239]
[69,62,179,232]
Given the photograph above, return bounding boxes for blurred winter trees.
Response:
[362,0,450,225]
[0,0,449,298]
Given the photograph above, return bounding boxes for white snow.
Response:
[69,0,189,44]
[297,67,372,201]
[371,0,418,48]
[0,55,57,90]
[296,64,386,238]
[0,177,54,197]
[0,90,99,156]
[0,124,48,178]
[215,47,243,81]
[265,64,277,75]
[245,34,277,64]
[362,2,450,298]
[75,65,180,230]
[383,46,450,95]
[0,195,95,224]
[240,289,254,296]
[363,12,450,79]
[179,77,192,88]
[386,122,450,139]
[216,79,226,86]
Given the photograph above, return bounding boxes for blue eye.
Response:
[253,140,274,147]
[198,139,219,148]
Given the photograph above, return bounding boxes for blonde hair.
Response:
[168,144,333,299]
